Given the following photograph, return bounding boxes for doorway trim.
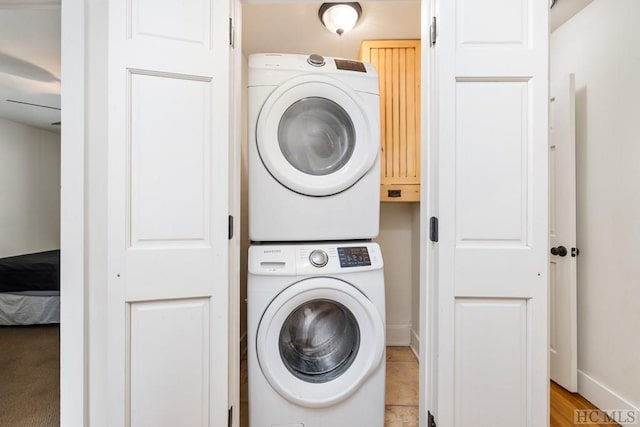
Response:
[419,1,436,425]
[60,0,87,424]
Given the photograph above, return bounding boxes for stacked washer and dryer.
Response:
[247,53,386,427]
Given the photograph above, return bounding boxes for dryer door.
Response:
[256,277,385,408]
[256,75,379,196]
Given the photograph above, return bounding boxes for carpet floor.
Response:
[0,324,60,426]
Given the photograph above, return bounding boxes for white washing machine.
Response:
[248,53,380,242]
[248,242,386,427]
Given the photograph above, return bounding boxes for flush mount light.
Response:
[319,2,362,36]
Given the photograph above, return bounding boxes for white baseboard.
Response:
[578,370,640,427]
[410,328,420,358]
[240,331,247,359]
[386,324,411,346]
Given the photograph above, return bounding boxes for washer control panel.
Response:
[248,243,383,275]
[337,246,371,268]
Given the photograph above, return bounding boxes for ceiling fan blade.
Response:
[6,99,61,110]
[0,52,59,82]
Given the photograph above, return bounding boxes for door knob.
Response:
[550,246,568,257]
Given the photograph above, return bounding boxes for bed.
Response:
[0,250,60,325]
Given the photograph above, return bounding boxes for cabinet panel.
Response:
[359,40,421,202]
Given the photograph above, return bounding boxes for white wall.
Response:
[375,203,420,347]
[551,0,640,414]
[0,117,60,258]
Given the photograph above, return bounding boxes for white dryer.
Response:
[248,53,380,242]
[248,242,386,427]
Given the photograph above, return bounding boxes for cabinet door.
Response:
[359,40,421,202]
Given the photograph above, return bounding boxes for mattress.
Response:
[0,250,60,293]
[0,290,60,326]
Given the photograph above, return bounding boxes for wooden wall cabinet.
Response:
[359,40,421,202]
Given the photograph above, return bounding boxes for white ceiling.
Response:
[0,0,594,133]
[0,0,60,132]
[550,0,595,32]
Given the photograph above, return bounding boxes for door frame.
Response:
[419,0,438,425]
[60,0,87,424]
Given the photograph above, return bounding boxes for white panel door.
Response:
[107,0,231,425]
[426,0,549,425]
[549,74,578,392]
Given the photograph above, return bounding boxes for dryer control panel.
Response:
[248,242,383,276]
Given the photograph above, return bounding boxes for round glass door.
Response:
[256,75,379,196]
[256,278,385,408]
[278,98,356,176]
[279,299,359,383]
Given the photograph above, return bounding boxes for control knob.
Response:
[307,54,325,67]
[309,250,329,268]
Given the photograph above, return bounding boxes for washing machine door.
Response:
[256,277,384,408]
[256,75,379,196]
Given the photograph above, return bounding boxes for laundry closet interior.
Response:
[239,1,422,425]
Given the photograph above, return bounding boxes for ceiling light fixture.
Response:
[319,2,362,36]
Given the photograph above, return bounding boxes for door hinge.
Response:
[430,217,439,242]
[430,16,437,46]
[428,410,437,427]
[571,247,580,257]
[228,215,234,240]
[228,405,233,427]
[229,17,235,48]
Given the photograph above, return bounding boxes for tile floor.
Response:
[240,346,419,427]
[384,347,419,426]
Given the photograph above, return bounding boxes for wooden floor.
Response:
[551,381,621,427]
